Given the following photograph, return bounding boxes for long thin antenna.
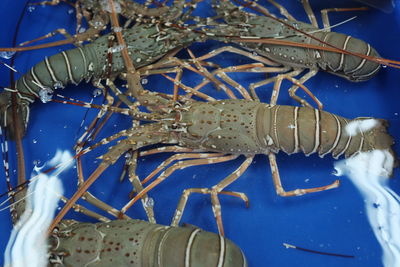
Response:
[283,243,355,258]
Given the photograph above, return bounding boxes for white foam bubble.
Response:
[4,150,72,267]
[334,150,400,267]
[345,119,379,137]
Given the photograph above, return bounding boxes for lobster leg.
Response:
[187,50,249,99]
[70,89,140,221]
[58,195,111,223]
[301,0,319,27]
[162,74,217,101]
[31,0,64,6]
[140,146,200,156]
[187,48,238,99]
[320,7,369,31]
[267,152,340,197]
[249,68,301,101]
[194,62,275,100]
[120,155,239,214]
[171,156,254,236]
[196,46,280,67]
[272,71,323,109]
[171,188,249,235]
[75,153,131,220]
[266,0,296,21]
[77,114,157,223]
[125,150,157,223]
[287,69,321,108]
[18,28,73,47]
[106,79,137,109]
[49,123,169,232]
[172,67,183,101]
[184,47,297,101]
[73,123,131,220]
[141,152,226,185]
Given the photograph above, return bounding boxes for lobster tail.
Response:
[14,45,92,104]
[0,45,92,138]
[255,105,396,167]
[358,118,397,161]
[340,117,397,176]
[312,32,382,82]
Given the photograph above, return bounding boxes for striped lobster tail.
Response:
[311,32,382,82]
[0,45,96,139]
[14,45,94,104]
[259,105,395,160]
[50,219,247,267]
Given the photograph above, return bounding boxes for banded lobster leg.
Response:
[157,47,283,101]
[74,130,156,223]
[186,46,325,107]
[170,156,253,236]
[48,121,173,233]
[119,153,251,232]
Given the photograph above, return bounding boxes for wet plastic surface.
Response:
[0,0,399,266]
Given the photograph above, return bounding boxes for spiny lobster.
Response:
[212,0,382,82]
[1,1,399,266]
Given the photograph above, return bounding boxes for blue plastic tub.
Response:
[0,0,399,266]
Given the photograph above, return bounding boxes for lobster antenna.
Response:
[274,16,358,39]
[283,243,355,258]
